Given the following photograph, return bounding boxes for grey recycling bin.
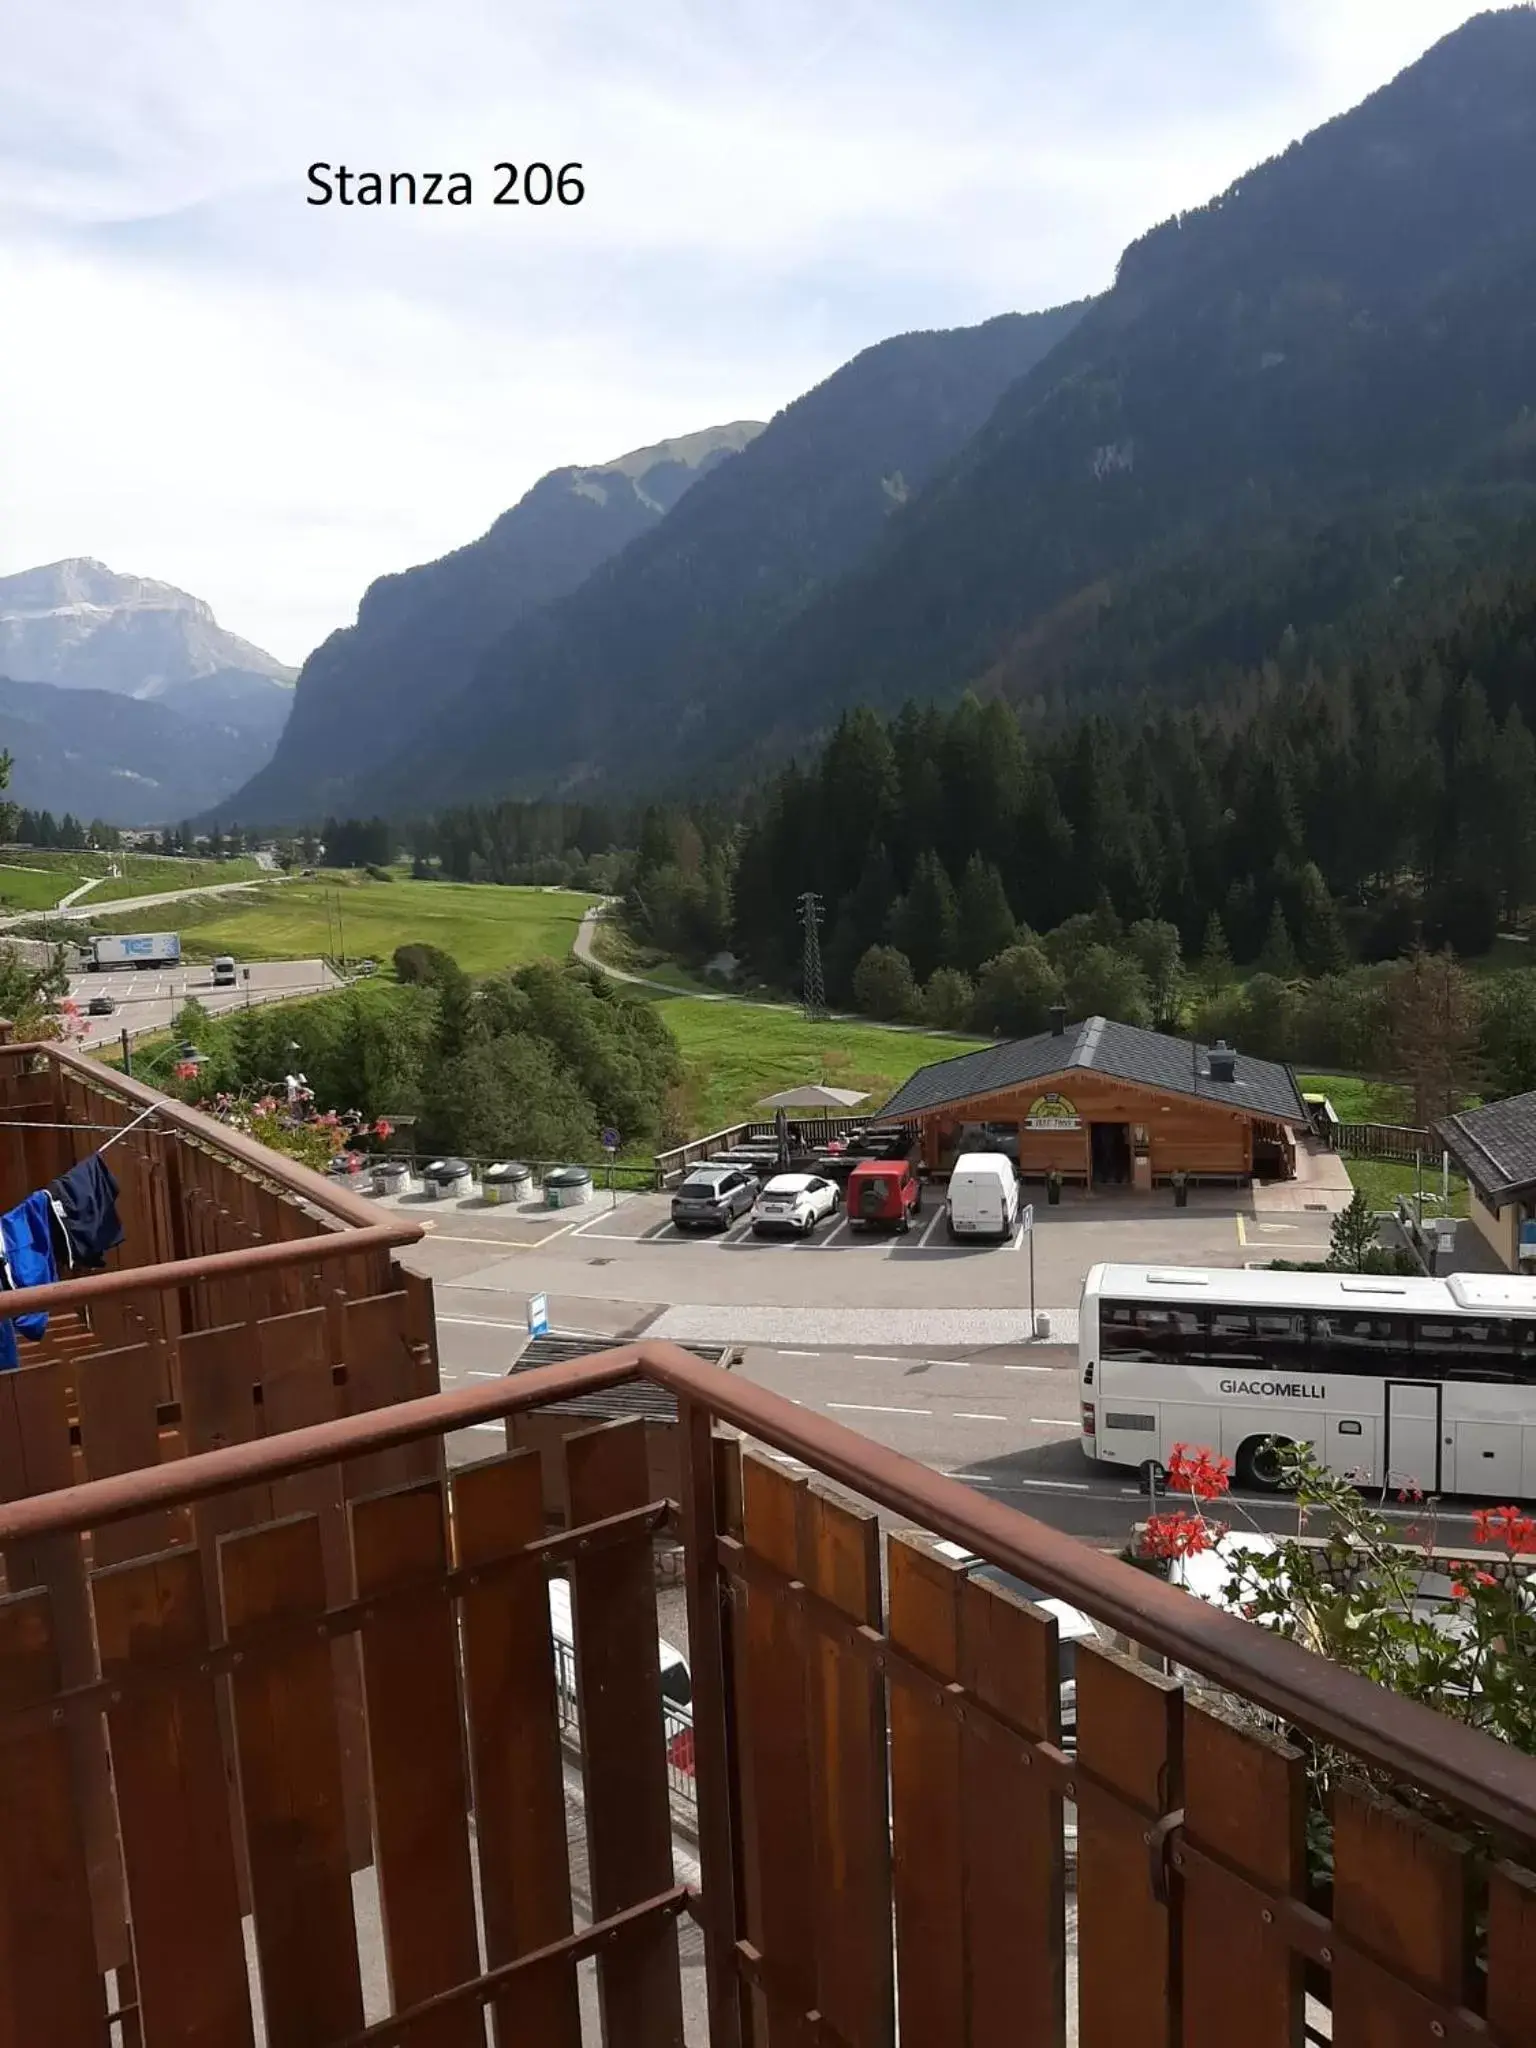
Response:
[482,1161,533,1206]
[372,1159,410,1197]
[544,1164,594,1210]
[422,1157,473,1200]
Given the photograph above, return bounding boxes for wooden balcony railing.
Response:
[0,1343,1533,2044]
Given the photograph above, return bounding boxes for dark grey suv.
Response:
[670,1164,758,1232]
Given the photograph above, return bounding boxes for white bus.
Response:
[1079,1262,1536,1499]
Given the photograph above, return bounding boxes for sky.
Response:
[0,0,1495,669]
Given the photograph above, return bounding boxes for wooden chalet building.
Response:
[879,1008,1310,1188]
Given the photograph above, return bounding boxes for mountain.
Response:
[0,560,296,740]
[359,306,1088,810]
[221,424,764,824]
[717,8,1536,757]
[0,675,282,825]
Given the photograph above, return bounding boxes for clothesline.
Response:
[0,1103,163,1144]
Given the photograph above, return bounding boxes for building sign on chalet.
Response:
[1025,1092,1080,1132]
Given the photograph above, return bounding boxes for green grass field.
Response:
[1295,1071,1418,1123]
[82,874,597,975]
[1344,1156,1469,1217]
[656,998,987,1134]
[0,850,267,916]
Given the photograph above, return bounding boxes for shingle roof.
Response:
[1437,1093,1536,1205]
[878,1015,1307,1124]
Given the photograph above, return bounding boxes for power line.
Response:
[798,891,826,1022]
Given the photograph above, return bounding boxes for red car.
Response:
[846,1156,923,1232]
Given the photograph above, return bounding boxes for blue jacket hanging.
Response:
[0,1190,59,1370]
[48,1154,124,1271]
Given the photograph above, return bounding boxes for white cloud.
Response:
[0,0,1492,664]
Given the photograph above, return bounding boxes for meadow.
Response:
[82,873,597,975]
[0,850,267,916]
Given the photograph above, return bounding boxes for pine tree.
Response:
[1259,903,1298,979]
[1293,862,1349,975]
[890,851,958,983]
[956,856,1017,973]
[1387,947,1481,1128]
[1198,911,1232,999]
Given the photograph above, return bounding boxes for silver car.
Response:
[670,1164,758,1231]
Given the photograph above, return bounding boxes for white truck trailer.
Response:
[83,933,183,971]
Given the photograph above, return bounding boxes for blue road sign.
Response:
[527,1292,550,1338]
[601,1127,620,1153]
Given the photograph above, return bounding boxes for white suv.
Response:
[751,1172,841,1238]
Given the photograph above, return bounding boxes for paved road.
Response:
[69,957,340,1048]
[388,1182,1480,1550]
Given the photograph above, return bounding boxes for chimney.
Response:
[1208,1039,1237,1084]
[1050,1001,1067,1038]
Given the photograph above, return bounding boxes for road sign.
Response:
[527,1292,550,1338]
[1020,1203,1034,1233]
[601,1127,620,1154]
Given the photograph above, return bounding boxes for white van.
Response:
[211,955,238,987]
[547,1577,693,1722]
[945,1152,1020,1243]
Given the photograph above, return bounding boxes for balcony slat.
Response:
[0,1360,123,1969]
[738,1453,818,2047]
[0,1588,108,2048]
[566,1418,686,2048]
[351,1480,482,2048]
[220,1513,366,2045]
[803,1487,891,2047]
[1331,1780,1470,2043]
[888,1535,968,2047]
[1181,1701,1306,2048]
[93,1546,255,2046]
[957,1567,1067,2048]
[343,1295,439,1499]
[1487,1859,1536,2043]
[77,1347,181,1567]
[1075,1644,1183,2048]
[452,1452,582,2048]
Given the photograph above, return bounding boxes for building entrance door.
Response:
[1089,1122,1132,1186]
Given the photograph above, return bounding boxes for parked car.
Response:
[86,993,116,1016]
[934,1542,1103,1754]
[670,1163,757,1231]
[945,1152,1021,1243]
[751,1171,841,1238]
[847,1155,922,1232]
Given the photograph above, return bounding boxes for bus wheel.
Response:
[1237,1437,1290,1492]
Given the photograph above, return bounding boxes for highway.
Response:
[68,957,341,1048]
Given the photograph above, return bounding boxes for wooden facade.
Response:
[916,1067,1299,1187]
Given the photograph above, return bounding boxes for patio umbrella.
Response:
[755,1086,871,1110]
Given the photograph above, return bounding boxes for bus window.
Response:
[1100,1301,1206,1360]
[1414,1318,1517,1379]
[1308,1312,1412,1375]
[1207,1310,1309,1371]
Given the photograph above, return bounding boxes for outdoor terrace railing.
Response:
[0,1342,1532,2046]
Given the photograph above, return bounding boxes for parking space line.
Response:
[643,1220,681,1242]
[927,1358,972,1368]
[813,1215,851,1249]
[826,1401,931,1417]
[777,1349,818,1358]
[917,1205,947,1249]
[1011,1221,1027,1252]
[439,1316,522,1329]
[719,1217,756,1247]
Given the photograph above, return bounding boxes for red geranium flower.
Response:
[1167,1443,1233,1501]
[1139,1511,1227,1561]
[1473,1506,1536,1555]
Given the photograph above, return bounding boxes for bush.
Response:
[852,945,919,1022]
[923,966,974,1031]
[365,864,394,883]
[393,943,460,986]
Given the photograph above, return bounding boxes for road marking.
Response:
[1011,1221,1028,1252]
[945,1473,1091,1493]
[814,1214,851,1249]
[918,1204,947,1249]
[927,1359,971,1368]
[826,1401,931,1417]
[439,1316,523,1329]
[1003,1363,1051,1373]
[465,1369,505,1379]
[854,1354,900,1364]
[1030,1418,1078,1430]
[1235,1214,1248,1246]
[777,1349,818,1358]
[954,1412,1008,1422]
